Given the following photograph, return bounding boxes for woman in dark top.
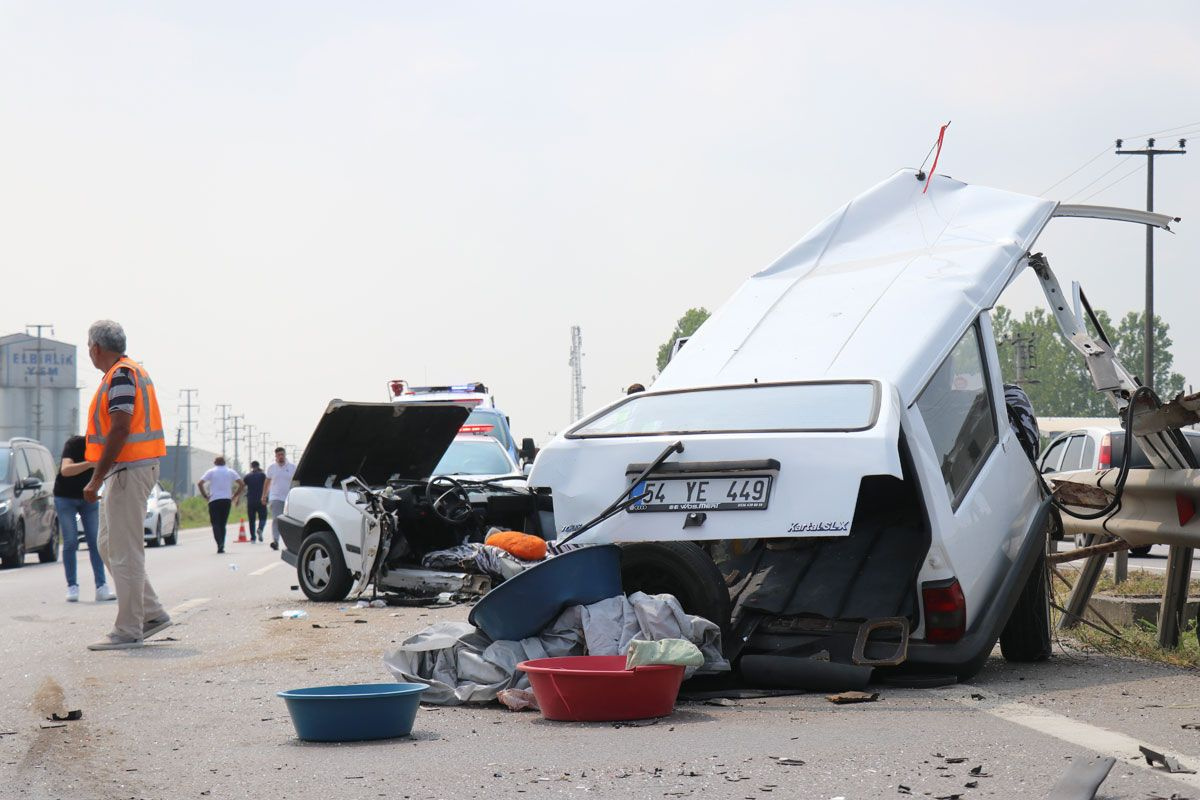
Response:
[54,434,114,603]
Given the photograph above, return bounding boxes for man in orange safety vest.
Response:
[82,320,172,651]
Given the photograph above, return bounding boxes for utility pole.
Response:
[1115,137,1187,391]
[230,415,244,472]
[179,389,199,497]
[245,423,255,468]
[214,404,232,457]
[569,325,584,423]
[1117,136,1191,648]
[24,323,53,442]
[259,432,270,463]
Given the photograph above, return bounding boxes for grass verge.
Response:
[1052,566,1200,669]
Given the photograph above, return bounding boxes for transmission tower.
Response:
[569,326,585,422]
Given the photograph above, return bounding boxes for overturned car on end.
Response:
[530,169,1176,681]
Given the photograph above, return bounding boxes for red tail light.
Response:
[460,424,494,434]
[922,579,966,644]
[1098,434,1112,469]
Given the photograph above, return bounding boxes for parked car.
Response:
[0,438,61,568]
[529,170,1163,681]
[144,482,180,547]
[277,402,547,602]
[1038,428,1200,554]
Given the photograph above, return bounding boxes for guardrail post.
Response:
[1157,545,1195,647]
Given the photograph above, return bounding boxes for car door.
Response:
[15,449,49,548]
[1038,435,1070,474]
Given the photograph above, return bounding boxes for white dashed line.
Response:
[953,684,1200,788]
[250,561,284,576]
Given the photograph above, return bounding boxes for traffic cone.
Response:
[237,518,248,543]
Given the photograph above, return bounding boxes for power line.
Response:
[1078,161,1146,204]
[1063,158,1128,202]
[1120,120,1200,141]
[1039,145,1111,196]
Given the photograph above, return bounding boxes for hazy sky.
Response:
[2,2,1198,455]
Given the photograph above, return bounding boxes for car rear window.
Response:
[568,381,880,438]
[464,408,512,451]
[1111,431,1200,469]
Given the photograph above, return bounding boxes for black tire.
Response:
[618,541,731,638]
[166,516,179,546]
[148,519,163,548]
[2,522,26,568]
[999,551,1052,662]
[1130,545,1152,558]
[297,530,352,602]
[37,521,60,563]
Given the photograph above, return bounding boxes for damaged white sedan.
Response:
[531,168,1174,681]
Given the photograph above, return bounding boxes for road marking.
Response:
[250,561,284,576]
[954,685,1200,788]
[169,597,210,616]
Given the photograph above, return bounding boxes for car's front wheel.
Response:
[297,530,352,602]
[37,521,60,563]
[148,519,163,548]
[2,522,26,568]
[165,516,179,546]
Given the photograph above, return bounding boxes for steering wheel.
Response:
[425,476,475,525]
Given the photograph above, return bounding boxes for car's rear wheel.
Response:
[165,516,179,546]
[2,522,26,568]
[619,541,731,639]
[999,550,1052,662]
[37,521,60,563]
[1130,545,1152,557]
[297,530,352,602]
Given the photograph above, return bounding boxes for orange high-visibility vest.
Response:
[85,356,167,462]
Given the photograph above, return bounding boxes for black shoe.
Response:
[270,542,279,550]
[217,548,225,554]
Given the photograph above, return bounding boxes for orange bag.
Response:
[485,531,548,562]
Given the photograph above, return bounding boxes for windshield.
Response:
[570,381,880,438]
[432,439,515,476]
[464,408,512,450]
[0,449,9,482]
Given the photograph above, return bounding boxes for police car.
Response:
[388,381,527,464]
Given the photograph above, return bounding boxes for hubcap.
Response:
[304,545,331,589]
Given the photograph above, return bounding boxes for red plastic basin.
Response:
[516,655,685,722]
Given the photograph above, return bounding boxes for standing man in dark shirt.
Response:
[53,434,115,603]
[242,461,267,543]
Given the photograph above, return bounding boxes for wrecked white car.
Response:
[277,401,551,601]
[531,169,1173,681]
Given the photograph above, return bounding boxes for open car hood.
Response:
[294,401,470,488]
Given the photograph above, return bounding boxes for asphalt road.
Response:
[3,527,1200,799]
[1052,539,1200,576]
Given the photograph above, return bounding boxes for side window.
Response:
[1061,435,1085,472]
[1039,437,1068,474]
[14,449,32,481]
[916,323,999,508]
[1080,437,1096,470]
[24,449,48,481]
[38,450,55,481]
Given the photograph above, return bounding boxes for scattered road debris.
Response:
[279,610,308,619]
[826,691,878,704]
[39,721,67,729]
[497,688,539,712]
[1046,756,1115,800]
[1139,745,1196,774]
[1182,722,1200,730]
[968,765,991,778]
[49,710,82,722]
[704,698,737,707]
[772,757,805,767]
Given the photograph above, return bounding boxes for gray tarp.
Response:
[383,592,729,705]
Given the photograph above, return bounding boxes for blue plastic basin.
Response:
[277,683,427,742]
[468,544,623,641]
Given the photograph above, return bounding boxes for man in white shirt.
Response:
[197,456,243,554]
[263,447,296,551]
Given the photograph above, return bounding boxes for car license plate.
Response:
[628,475,773,513]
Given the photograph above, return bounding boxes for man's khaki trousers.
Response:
[99,463,166,640]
